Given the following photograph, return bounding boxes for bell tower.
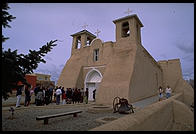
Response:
[70,30,96,55]
[113,14,143,45]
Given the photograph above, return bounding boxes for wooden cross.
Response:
[82,23,88,30]
[124,8,132,15]
[95,29,101,37]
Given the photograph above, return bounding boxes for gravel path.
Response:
[2,95,161,131]
[2,102,125,131]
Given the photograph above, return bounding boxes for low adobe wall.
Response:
[174,78,194,107]
[90,93,194,131]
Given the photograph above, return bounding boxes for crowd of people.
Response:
[15,83,172,108]
[15,84,92,107]
[34,84,54,106]
[53,87,90,105]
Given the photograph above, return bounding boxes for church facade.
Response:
[57,14,183,105]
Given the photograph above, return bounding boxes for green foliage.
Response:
[2,3,58,100]
[2,40,57,100]
[2,3,16,43]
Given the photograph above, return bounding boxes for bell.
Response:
[118,102,131,114]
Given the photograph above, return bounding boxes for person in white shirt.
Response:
[16,84,24,108]
[165,85,172,99]
[56,86,62,105]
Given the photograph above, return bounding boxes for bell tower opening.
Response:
[122,21,130,38]
[71,30,96,55]
[75,36,81,49]
[113,14,143,44]
[86,37,93,46]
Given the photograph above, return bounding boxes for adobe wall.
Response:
[58,35,140,105]
[129,44,163,103]
[90,93,194,131]
[157,59,193,106]
[57,39,115,90]
[174,78,194,107]
[56,53,84,88]
[158,59,183,91]
[96,38,137,105]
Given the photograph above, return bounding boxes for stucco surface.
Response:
[90,93,194,131]
[129,43,163,103]
[158,59,182,90]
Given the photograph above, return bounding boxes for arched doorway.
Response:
[84,69,103,101]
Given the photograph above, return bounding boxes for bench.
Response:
[36,110,82,124]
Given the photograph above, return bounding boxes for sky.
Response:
[2,3,194,83]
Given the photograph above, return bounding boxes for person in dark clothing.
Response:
[77,89,81,103]
[67,88,73,104]
[24,85,31,106]
[44,87,50,105]
[93,89,96,102]
[61,87,66,104]
[61,87,65,102]
[66,88,71,104]
[70,88,73,100]
[72,88,77,104]
[40,85,45,105]
[85,88,89,104]
[75,88,79,104]
[54,86,58,103]
[80,88,84,103]
[36,87,44,106]
[34,84,40,105]
[49,86,53,103]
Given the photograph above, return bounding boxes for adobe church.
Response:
[57,14,184,105]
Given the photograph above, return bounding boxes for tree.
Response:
[2,3,16,42]
[2,3,57,100]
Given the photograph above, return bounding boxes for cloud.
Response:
[173,41,194,80]
[175,42,194,54]
[182,64,194,80]
[182,54,194,62]
[34,63,65,84]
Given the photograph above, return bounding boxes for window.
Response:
[93,49,99,61]
[75,36,81,49]
[38,77,43,80]
[122,21,130,38]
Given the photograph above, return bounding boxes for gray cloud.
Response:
[174,41,194,80]
[182,64,194,80]
[182,54,194,62]
[35,63,64,84]
[175,42,194,54]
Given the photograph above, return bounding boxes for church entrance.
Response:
[84,69,103,101]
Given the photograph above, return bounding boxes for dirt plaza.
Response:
[2,96,124,131]
[2,94,158,131]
